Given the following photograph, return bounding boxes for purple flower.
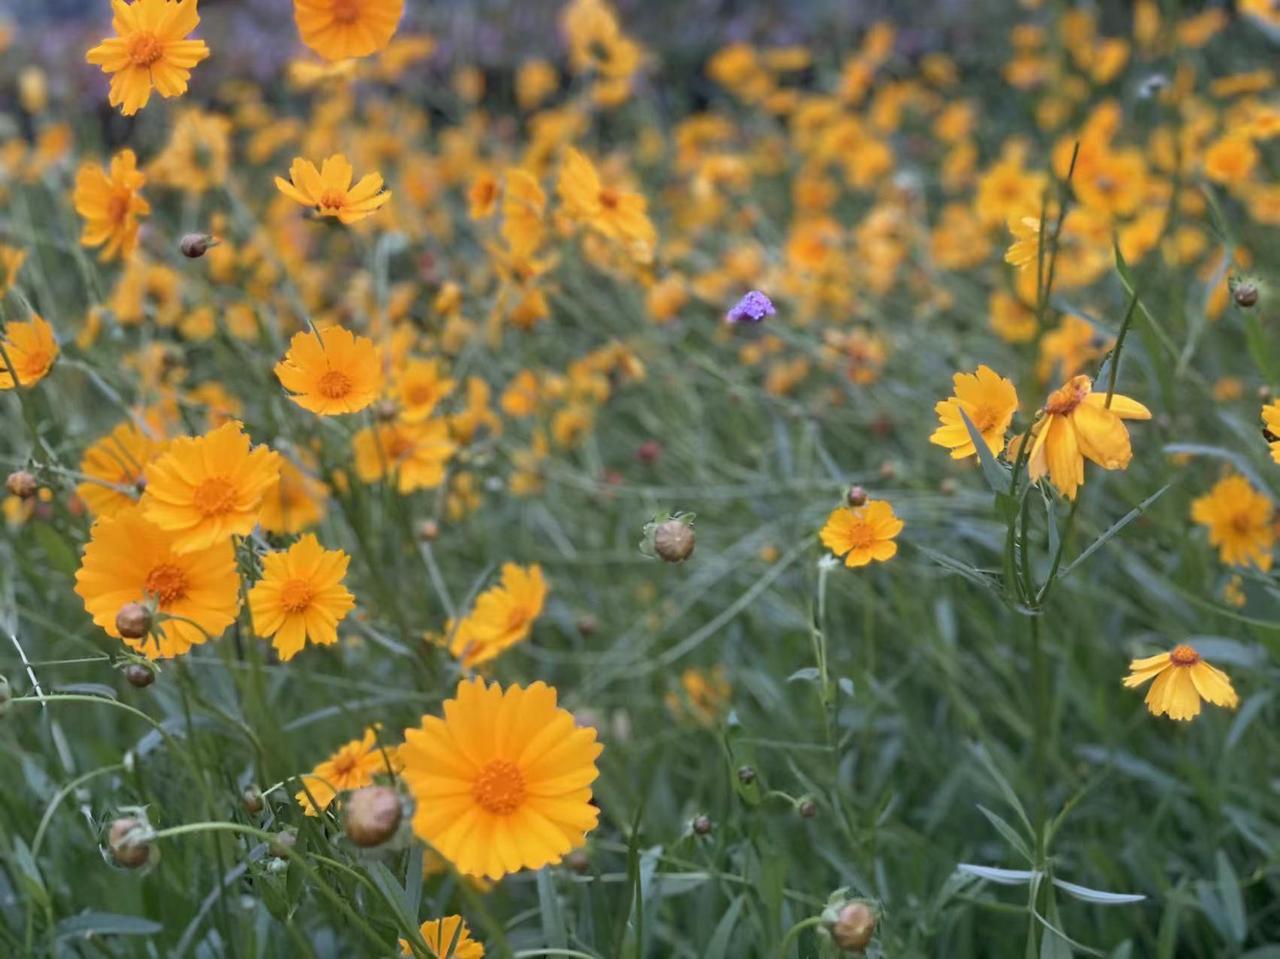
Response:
[725,290,776,325]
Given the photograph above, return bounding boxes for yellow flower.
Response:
[77,419,168,517]
[275,325,384,415]
[249,534,355,662]
[140,421,281,553]
[448,563,547,667]
[400,916,484,958]
[930,365,1019,460]
[1191,475,1274,571]
[1023,375,1150,501]
[393,358,455,422]
[557,148,656,253]
[401,677,603,880]
[352,417,456,493]
[665,666,730,726]
[275,154,391,224]
[819,500,903,567]
[148,108,231,192]
[0,316,58,390]
[295,726,400,816]
[501,168,548,258]
[1203,136,1258,185]
[75,504,240,659]
[1123,644,1238,721]
[293,0,403,61]
[1263,401,1280,464]
[85,0,210,116]
[1003,216,1041,270]
[73,149,150,261]
[0,245,25,294]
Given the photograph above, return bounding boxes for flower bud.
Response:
[115,602,153,640]
[107,817,154,869]
[1233,278,1259,309]
[564,849,591,874]
[654,519,695,563]
[576,613,598,637]
[343,785,402,848]
[179,233,211,259]
[242,786,265,816]
[636,439,663,465]
[418,519,440,541]
[829,901,876,952]
[737,765,757,785]
[691,814,713,836]
[268,829,297,859]
[6,470,37,499]
[878,460,897,481]
[123,664,155,689]
[846,485,867,507]
[798,797,818,819]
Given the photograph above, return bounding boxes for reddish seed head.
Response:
[5,470,37,499]
[115,602,152,640]
[343,786,403,848]
[1170,644,1200,666]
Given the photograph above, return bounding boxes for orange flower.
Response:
[275,325,384,415]
[249,534,355,661]
[294,0,403,61]
[0,316,58,390]
[295,726,400,815]
[84,0,210,116]
[275,154,391,224]
[73,149,150,261]
[557,148,656,253]
[819,500,903,567]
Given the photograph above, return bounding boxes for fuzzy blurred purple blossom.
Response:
[725,290,775,325]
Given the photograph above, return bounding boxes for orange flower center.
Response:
[20,349,50,377]
[144,563,188,606]
[1043,375,1091,416]
[471,759,526,815]
[318,369,353,399]
[844,519,875,550]
[127,32,165,68]
[106,190,132,225]
[279,578,316,614]
[1170,644,1200,667]
[967,404,1001,433]
[384,430,415,460]
[318,189,348,212]
[332,752,358,777]
[406,383,436,406]
[330,0,362,24]
[192,476,238,516]
[598,187,621,211]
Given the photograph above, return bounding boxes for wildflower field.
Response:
[1,0,1279,955]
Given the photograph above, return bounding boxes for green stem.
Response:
[777,915,825,958]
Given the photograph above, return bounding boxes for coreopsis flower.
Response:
[259,456,329,534]
[294,0,403,61]
[0,316,58,390]
[930,365,1019,459]
[148,109,231,192]
[557,148,656,252]
[1263,401,1280,464]
[1022,375,1150,501]
[1191,475,1274,571]
[353,417,456,493]
[140,421,281,553]
[501,168,547,258]
[84,0,210,116]
[665,666,731,725]
[275,155,391,224]
[73,150,150,261]
[0,246,25,294]
[77,419,168,517]
[1123,644,1239,721]
[275,326,384,415]
[1203,136,1258,186]
[448,563,548,667]
[249,535,355,661]
[820,500,903,567]
[1003,216,1041,270]
[392,358,455,422]
[401,678,603,880]
[400,916,484,958]
[75,504,240,658]
[296,726,401,816]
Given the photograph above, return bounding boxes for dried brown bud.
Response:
[691,814,713,836]
[798,798,818,819]
[576,613,598,637]
[830,901,876,952]
[636,439,663,465]
[564,849,591,874]
[846,485,867,507]
[107,818,152,869]
[1234,280,1259,309]
[418,519,440,542]
[115,602,153,640]
[6,470,37,499]
[343,786,402,848]
[179,233,211,259]
[123,664,154,689]
[654,519,695,563]
[241,786,264,816]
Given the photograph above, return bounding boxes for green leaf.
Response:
[704,894,745,959]
[1163,443,1271,494]
[959,407,1012,495]
[976,804,1034,864]
[972,744,1035,838]
[1058,484,1171,579]
[1052,878,1145,906]
[956,863,1040,885]
[536,868,568,950]
[1215,851,1247,943]
[55,912,163,941]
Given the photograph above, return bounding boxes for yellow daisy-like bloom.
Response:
[819,500,903,568]
[401,677,603,880]
[0,316,59,390]
[1003,216,1041,271]
[1191,475,1274,572]
[259,456,329,534]
[0,245,25,294]
[76,419,168,517]
[400,916,485,958]
[1262,401,1280,464]
[275,326,384,415]
[557,148,656,252]
[249,534,355,662]
[75,504,240,658]
[1023,375,1151,501]
[140,421,281,553]
[84,0,210,116]
[1123,644,1239,721]
[393,358,455,422]
[352,417,457,493]
[73,149,151,262]
[295,726,401,816]
[275,154,391,224]
[930,365,1019,460]
[294,0,403,61]
[448,563,548,667]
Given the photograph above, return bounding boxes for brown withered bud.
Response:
[179,233,211,258]
[576,613,598,637]
[418,519,440,542]
[846,485,868,507]
[636,439,663,465]
[691,814,713,836]
[241,786,265,816]
[564,849,591,874]
[654,519,695,563]
[830,901,876,952]
[115,602,152,640]
[343,786,402,848]
[107,818,152,869]
[1234,280,1259,309]
[6,470,37,499]
[123,664,155,689]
